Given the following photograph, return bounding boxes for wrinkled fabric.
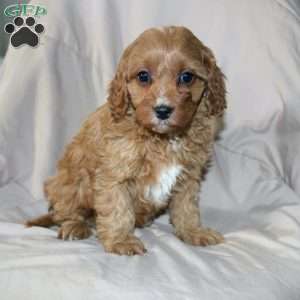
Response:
[0,0,300,299]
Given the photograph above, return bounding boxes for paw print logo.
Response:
[4,16,44,48]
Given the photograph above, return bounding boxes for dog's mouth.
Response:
[149,104,177,134]
[151,119,171,134]
[150,115,184,135]
[134,100,192,135]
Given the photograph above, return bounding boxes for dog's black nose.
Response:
[154,105,174,120]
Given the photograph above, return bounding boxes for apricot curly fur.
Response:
[26,26,226,255]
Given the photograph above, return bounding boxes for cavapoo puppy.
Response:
[27,26,226,255]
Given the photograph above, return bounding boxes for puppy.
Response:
[27,26,226,255]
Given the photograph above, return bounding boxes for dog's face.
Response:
[108,26,226,135]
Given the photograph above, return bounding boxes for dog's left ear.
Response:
[201,47,227,117]
[107,45,134,121]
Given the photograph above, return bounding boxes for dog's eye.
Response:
[178,72,195,85]
[137,71,151,84]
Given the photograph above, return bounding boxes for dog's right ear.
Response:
[107,44,134,121]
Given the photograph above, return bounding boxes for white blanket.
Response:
[1,0,300,299]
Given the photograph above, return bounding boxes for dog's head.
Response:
[108,26,226,135]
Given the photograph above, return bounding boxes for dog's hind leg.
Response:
[26,209,94,240]
[54,208,94,241]
[39,168,94,240]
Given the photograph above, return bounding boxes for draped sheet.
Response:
[0,0,300,299]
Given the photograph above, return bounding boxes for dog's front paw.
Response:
[58,220,92,240]
[177,227,224,246]
[104,235,147,256]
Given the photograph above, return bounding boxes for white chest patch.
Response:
[144,165,183,206]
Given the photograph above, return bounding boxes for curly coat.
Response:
[27,26,226,255]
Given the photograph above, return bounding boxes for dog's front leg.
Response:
[94,182,147,255]
[169,178,224,246]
